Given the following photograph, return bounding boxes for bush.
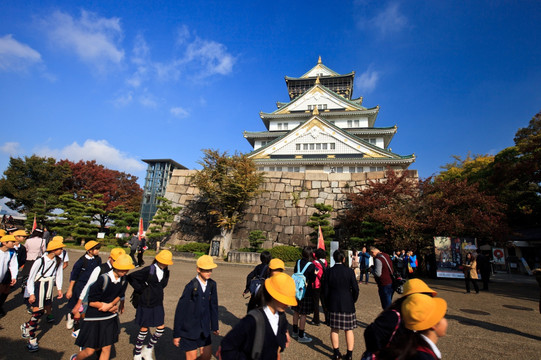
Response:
[268,246,302,262]
[175,242,210,254]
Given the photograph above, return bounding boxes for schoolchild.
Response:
[173,255,219,360]
[51,235,70,270]
[71,247,126,338]
[0,234,18,317]
[291,246,316,343]
[362,279,437,359]
[70,254,134,360]
[243,251,271,312]
[251,259,286,310]
[322,249,359,360]
[220,272,297,360]
[20,239,65,352]
[310,248,328,326]
[378,294,448,360]
[66,241,102,332]
[128,250,174,360]
[13,229,28,274]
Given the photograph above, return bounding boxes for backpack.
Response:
[34,256,62,282]
[130,265,156,309]
[361,310,402,360]
[249,265,268,296]
[313,260,326,289]
[247,308,286,360]
[292,260,311,300]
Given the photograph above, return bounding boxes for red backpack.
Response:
[312,259,327,289]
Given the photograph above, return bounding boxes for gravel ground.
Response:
[0,249,539,360]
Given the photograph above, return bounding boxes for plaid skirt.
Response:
[329,312,357,330]
[292,294,314,315]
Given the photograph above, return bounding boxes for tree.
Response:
[48,193,99,244]
[59,160,143,231]
[248,230,266,252]
[147,197,181,248]
[306,203,335,245]
[191,149,265,257]
[0,155,71,215]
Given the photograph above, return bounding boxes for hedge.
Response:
[268,246,302,262]
[174,242,210,254]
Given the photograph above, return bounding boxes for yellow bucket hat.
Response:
[84,240,101,251]
[269,258,285,271]
[402,293,447,331]
[196,255,217,270]
[0,229,6,238]
[109,247,126,261]
[264,272,297,306]
[47,240,66,252]
[113,254,135,270]
[13,230,29,237]
[52,235,64,242]
[155,250,174,266]
[1,234,16,243]
[402,279,437,297]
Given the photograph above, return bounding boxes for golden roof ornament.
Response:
[315,76,321,84]
[318,55,322,64]
[313,107,319,115]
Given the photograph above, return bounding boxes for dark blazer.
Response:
[173,277,218,339]
[322,262,359,313]
[220,308,288,360]
[127,264,170,308]
[245,263,269,293]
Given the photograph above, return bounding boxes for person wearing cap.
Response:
[71,247,126,338]
[362,279,438,359]
[0,234,19,317]
[70,254,134,360]
[13,229,28,271]
[65,240,102,332]
[378,294,448,360]
[20,239,65,352]
[220,272,297,359]
[250,258,286,311]
[244,250,271,312]
[48,235,70,270]
[173,255,219,360]
[322,249,359,360]
[128,249,174,360]
[310,248,328,326]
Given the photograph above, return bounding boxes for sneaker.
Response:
[27,338,39,352]
[46,314,55,323]
[72,329,80,338]
[298,334,313,343]
[26,306,32,314]
[66,313,74,329]
[291,330,298,339]
[21,323,30,339]
[133,354,143,360]
[70,355,78,360]
[141,346,154,360]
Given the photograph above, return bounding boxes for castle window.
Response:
[347,120,352,128]
[349,167,355,173]
[277,123,282,130]
[337,167,343,173]
[303,144,308,150]
[357,167,364,172]
[310,144,315,150]
[283,123,288,130]
[330,143,336,150]
[269,166,275,171]
[354,120,360,127]
[316,143,321,150]
[276,167,282,171]
[317,104,327,110]
[322,143,328,150]
[296,144,301,151]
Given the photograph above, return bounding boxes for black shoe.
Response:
[0,307,5,317]
[308,320,320,326]
[331,354,342,360]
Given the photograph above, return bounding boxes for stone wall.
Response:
[163,169,418,248]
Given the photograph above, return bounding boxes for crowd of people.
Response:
[1,227,454,360]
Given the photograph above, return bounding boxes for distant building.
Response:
[140,159,186,230]
[244,57,415,173]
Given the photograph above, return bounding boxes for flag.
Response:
[138,217,144,240]
[317,225,325,250]
[32,214,37,232]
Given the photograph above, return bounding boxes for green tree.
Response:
[306,203,335,245]
[248,230,266,252]
[191,149,265,257]
[147,197,181,248]
[49,193,99,244]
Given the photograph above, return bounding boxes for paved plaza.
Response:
[0,249,539,360]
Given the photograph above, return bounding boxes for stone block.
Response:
[368,171,384,180]
[272,216,281,225]
[306,198,315,207]
[297,199,306,208]
[275,183,285,192]
[271,192,281,200]
[300,191,309,198]
[312,180,321,188]
[305,173,327,181]
[278,208,287,217]
[319,192,328,199]
[273,225,283,233]
[286,172,305,180]
[325,199,334,206]
[284,226,294,235]
[328,173,351,181]
[261,206,269,215]
[351,172,367,181]
[169,176,179,185]
[280,193,290,200]
[285,185,293,192]
[281,217,290,226]
[309,189,319,197]
[291,179,301,186]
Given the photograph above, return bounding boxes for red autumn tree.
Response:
[58,160,143,231]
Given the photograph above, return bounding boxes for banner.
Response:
[434,237,477,278]
[492,248,505,265]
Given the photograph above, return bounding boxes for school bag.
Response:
[34,255,62,282]
[361,310,402,360]
[130,265,156,308]
[248,308,286,360]
[312,259,326,289]
[249,265,268,296]
[292,260,311,300]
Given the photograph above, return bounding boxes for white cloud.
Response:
[356,67,380,93]
[112,91,133,107]
[139,93,159,108]
[0,142,22,155]
[0,34,42,71]
[170,106,189,118]
[184,37,235,77]
[44,10,124,70]
[359,2,408,37]
[35,139,145,173]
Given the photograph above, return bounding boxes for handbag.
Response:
[380,254,405,294]
[408,263,413,273]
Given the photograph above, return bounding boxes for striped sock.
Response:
[135,330,148,354]
[147,328,164,349]
[28,310,43,338]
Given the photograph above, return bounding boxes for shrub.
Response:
[248,230,266,252]
[268,246,302,262]
[175,242,210,254]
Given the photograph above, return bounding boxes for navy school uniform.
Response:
[67,255,101,309]
[220,307,288,360]
[173,277,218,351]
[75,270,128,349]
[127,263,170,327]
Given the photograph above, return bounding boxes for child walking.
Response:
[66,240,102,333]
[173,255,219,360]
[128,250,173,360]
[70,254,134,360]
[20,238,65,352]
[0,234,19,317]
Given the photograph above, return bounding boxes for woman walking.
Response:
[322,249,359,360]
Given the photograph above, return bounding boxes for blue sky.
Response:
[1,0,540,187]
